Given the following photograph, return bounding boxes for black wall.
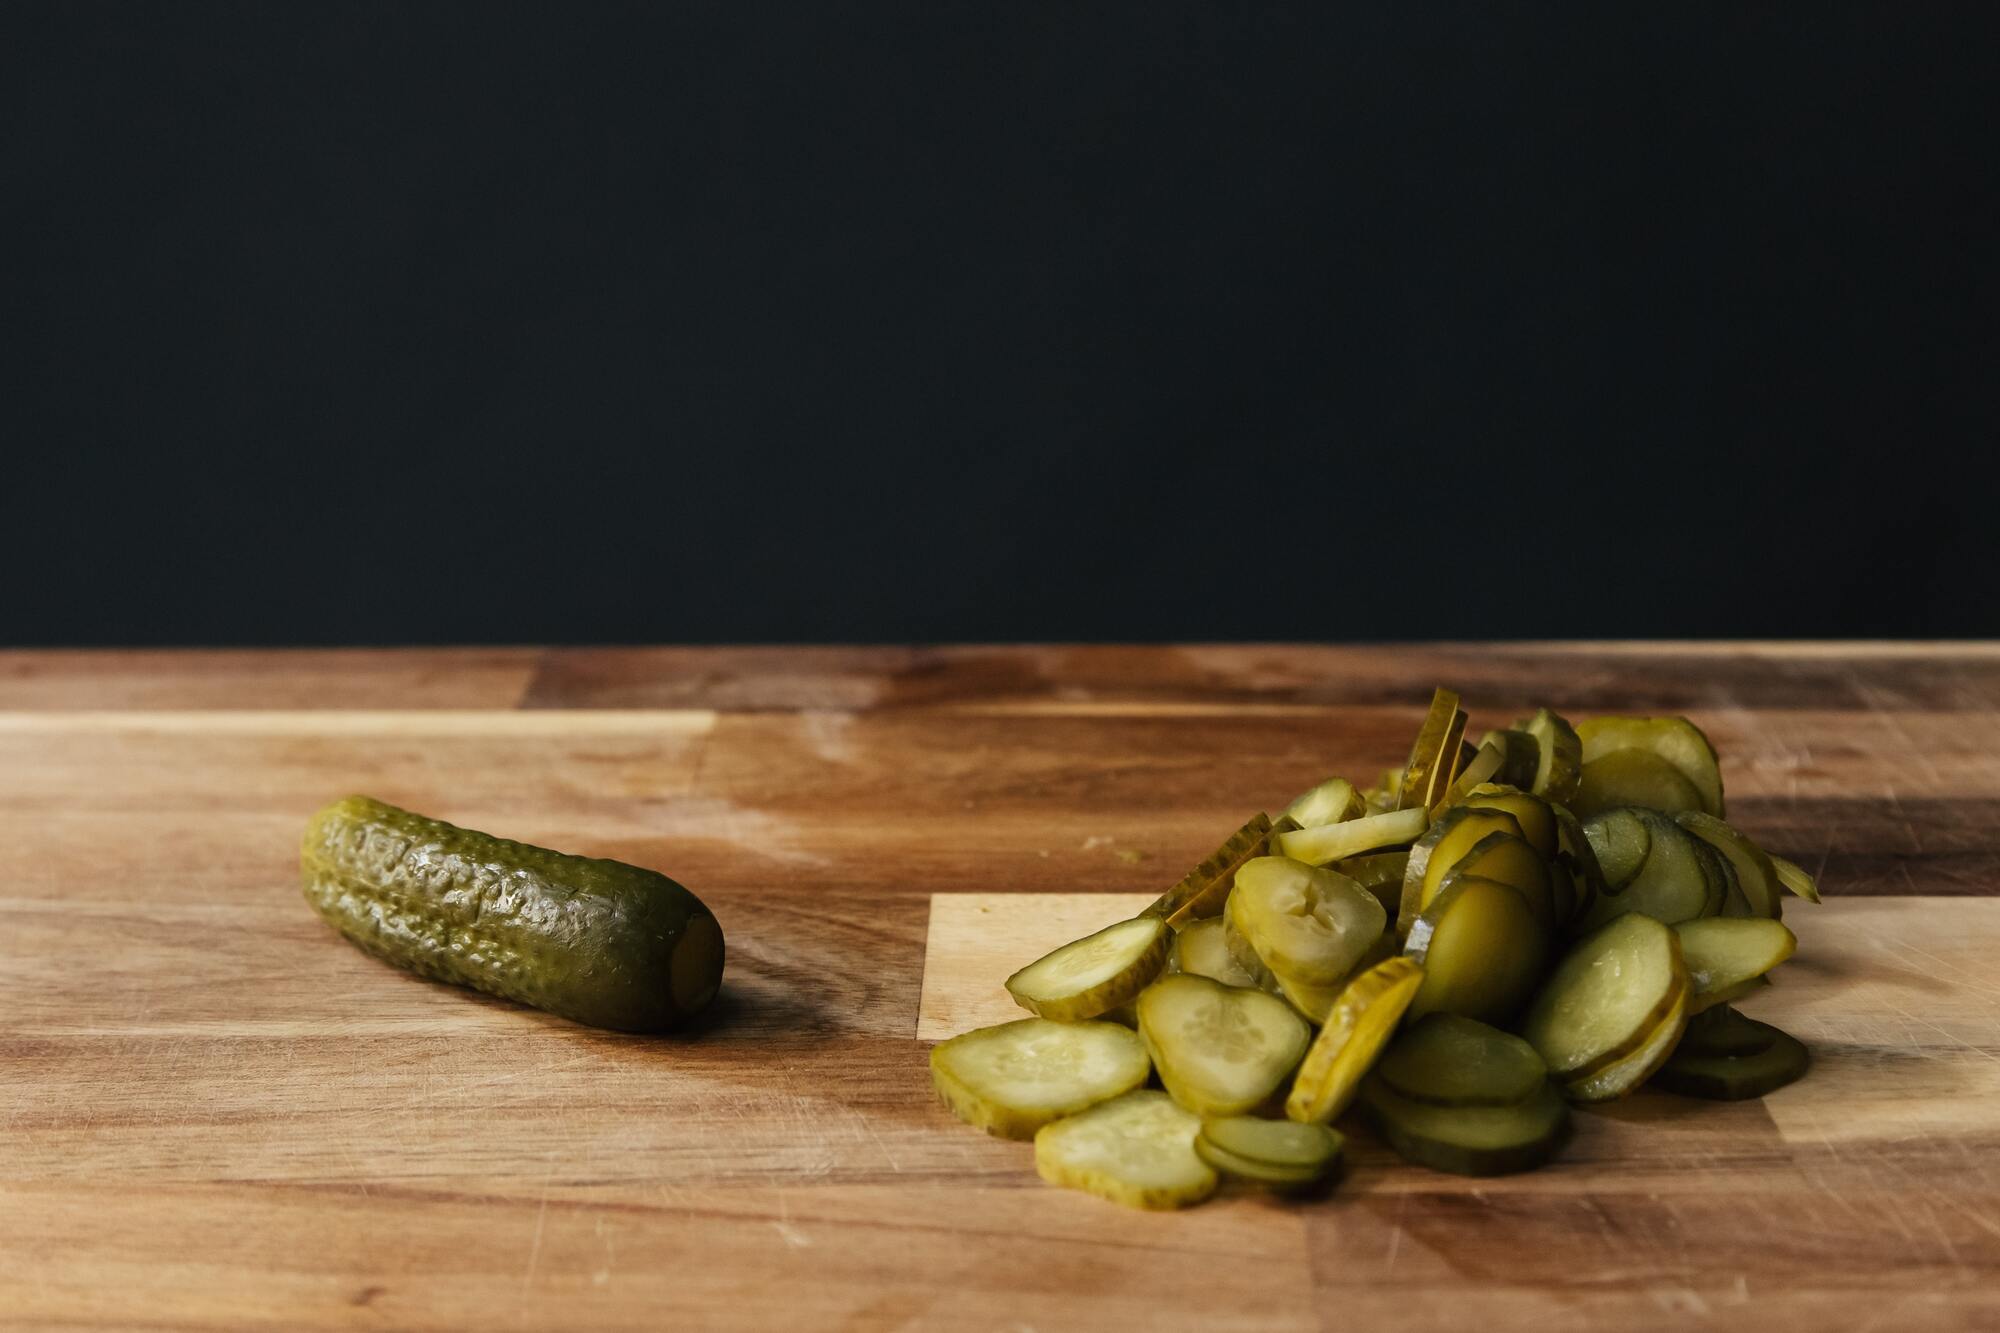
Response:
[8,3,1996,645]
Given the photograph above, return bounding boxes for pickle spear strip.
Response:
[1377,1013,1547,1108]
[1770,854,1823,903]
[1035,1090,1218,1209]
[1143,813,1273,924]
[1361,1076,1570,1177]
[1397,688,1463,811]
[1139,975,1312,1118]
[1006,916,1170,1021]
[1434,741,1506,814]
[1521,913,1686,1079]
[932,1018,1152,1139]
[1284,956,1425,1124]
[1277,806,1430,867]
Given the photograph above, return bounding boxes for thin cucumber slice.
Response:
[1678,812,1785,919]
[1561,987,1688,1103]
[1577,715,1725,817]
[1361,1076,1570,1176]
[1171,916,1267,990]
[1138,974,1312,1118]
[1006,916,1170,1021]
[1652,1025,1809,1101]
[1573,748,1706,819]
[1402,876,1549,1028]
[1582,808,1651,890]
[1284,777,1365,829]
[1283,956,1425,1124]
[1197,1116,1343,1187]
[1516,708,1583,805]
[1397,688,1463,811]
[1399,806,1525,933]
[1034,1089,1217,1209]
[1580,812,1713,929]
[1459,786,1558,858]
[1770,854,1822,903]
[1521,913,1686,1079]
[1440,833,1557,927]
[1674,917,1797,1002]
[1336,851,1411,916]
[1680,1004,1777,1058]
[1227,857,1387,986]
[1143,813,1272,924]
[1376,1013,1547,1108]
[1276,806,1430,868]
[931,1018,1151,1139]
[1433,741,1505,814]
[1480,729,1543,791]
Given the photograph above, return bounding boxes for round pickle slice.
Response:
[1005,916,1170,1021]
[1401,877,1549,1027]
[1516,708,1584,805]
[1579,812,1715,929]
[1574,748,1706,819]
[1674,917,1797,1005]
[1196,1116,1343,1188]
[1561,987,1688,1103]
[1651,1023,1809,1100]
[1138,974,1312,1118]
[1459,786,1558,857]
[1283,956,1426,1124]
[1360,1075,1570,1176]
[1228,856,1387,986]
[1577,715,1725,817]
[1284,777,1365,829]
[1376,1013,1548,1108]
[1680,1004,1778,1059]
[1678,811,1785,919]
[1034,1089,1217,1209]
[1171,916,1268,990]
[931,1018,1151,1139]
[1521,913,1686,1079]
[1582,808,1652,890]
[1399,806,1526,930]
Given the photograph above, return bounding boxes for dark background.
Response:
[6,3,1996,646]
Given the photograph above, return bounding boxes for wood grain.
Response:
[3,644,1998,1331]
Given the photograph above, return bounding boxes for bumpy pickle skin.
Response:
[301,796,723,1033]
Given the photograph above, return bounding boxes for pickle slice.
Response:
[1171,916,1268,990]
[1228,857,1387,986]
[931,1018,1152,1139]
[1283,956,1425,1124]
[1678,812,1784,919]
[1401,877,1549,1028]
[1399,806,1526,932]
[1577,715,1725,817]
[1582,808,1651,890]
[1651,1025,1809,1101]
[1337,850,1412,916]
[1275,930,1395,1023]
[1574,747,1706,819]
[1680,1004,1777,1058]
[1220,913,1279,992]
[1197,1116,1343,1187]
[1397,688,1464,811]
[1692,974,1769,1014]
[1276,806,1430,868]
[1515,708,1583,805]
[1034,1089,1217,1209]
[1439,833,1557,927]
[1425,709,1471,809]
[1674,917,1797,1004]
[1770,854,1823,904]
[1521,913,1686,1079]
[1433,740,1505,814]
[1561,987,1688,1103]
[1459,786,1558,857]
[1006,916,1171,1021]
[1138,974,1312,1118]
[1143,813,1273,924]
[1283,777,1365,829]
[1480,729,1544,791]
[1360,1076,1570,1176]
[1376,1013,1547,1108]
[1580,812,1714,928]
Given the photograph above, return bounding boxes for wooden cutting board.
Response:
[3,643,1999,1331]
